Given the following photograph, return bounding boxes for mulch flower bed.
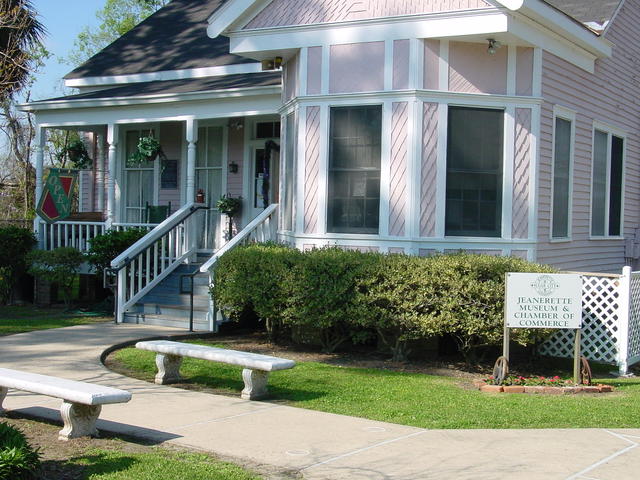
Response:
[475,375,614,394]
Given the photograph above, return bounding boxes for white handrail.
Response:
[111,203,205,269]
[199,203,278,273]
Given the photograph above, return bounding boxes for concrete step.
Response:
[122,312,210,331]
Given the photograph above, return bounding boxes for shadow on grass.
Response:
[40,453,138,480]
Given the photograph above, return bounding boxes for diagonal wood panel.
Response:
[420,102,438,237]
[389,102,408,237]
[304,107,321,233]
[512,108,531,239]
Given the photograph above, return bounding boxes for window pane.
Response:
[445,107,503,237]
[552,118,571,238]
[327,106,382,234]
[591,130,608,236]
[609,135,623,236]
[206,127,223,167]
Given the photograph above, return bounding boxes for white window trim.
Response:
[589,120,626,240]
[549,105,576,242]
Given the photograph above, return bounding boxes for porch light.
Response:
[228,161,239,174]
[487,38,502,55]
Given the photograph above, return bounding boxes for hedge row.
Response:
[213,244,556,361]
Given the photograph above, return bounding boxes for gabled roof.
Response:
[65,0,248,80]
[543,0,621,30]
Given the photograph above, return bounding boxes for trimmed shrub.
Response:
[213,245,557,361]
[213,243,303,340]
[283,248,378,353]
[0,227,36,304]
[86,228,147,276]
[0,422,41,480]
[422,254,555,363]
[27,247,85,308]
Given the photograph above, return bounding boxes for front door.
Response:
[195,125,225,250]
[249,120,281,221]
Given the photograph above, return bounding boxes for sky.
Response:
[30,0,106,101]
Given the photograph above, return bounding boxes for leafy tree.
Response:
[0,0,44,98]
[67,0,169,66]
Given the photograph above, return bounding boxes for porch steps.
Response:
[122,261,217,331]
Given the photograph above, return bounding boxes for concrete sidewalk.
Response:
[0,323,638,480]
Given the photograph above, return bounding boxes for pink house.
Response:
[21,0,638,329]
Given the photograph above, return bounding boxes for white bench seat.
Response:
[0,367,132,440]
[135,340,296,400]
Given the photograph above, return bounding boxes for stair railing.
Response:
[110,202,207,323]
[198,203,279,331]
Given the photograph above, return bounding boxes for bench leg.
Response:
[241,369,270,400]
[59,401,101,441]
[0,386,7,416]
[155,353,183,384]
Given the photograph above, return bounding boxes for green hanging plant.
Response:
[65,139,92,170]
[128,136,163,165]
[215,195,242,217]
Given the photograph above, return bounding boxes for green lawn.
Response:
[115,344,640,430]
[67,448,261,480]
[0,306,110,336]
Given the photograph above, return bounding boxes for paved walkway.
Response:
[1,323,639,479]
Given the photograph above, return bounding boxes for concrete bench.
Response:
[135,340,296,400]
[0,367,132,440]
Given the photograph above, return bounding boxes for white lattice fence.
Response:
[539,274,622,365]
[627,271,640,367]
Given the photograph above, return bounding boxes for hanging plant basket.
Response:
[128,136,164,165]
[215,195,242,217]
[65,140,92,170]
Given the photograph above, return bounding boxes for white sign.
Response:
[505,273,582,329]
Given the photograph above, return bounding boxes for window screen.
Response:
[552,117,571,238]
[445,107,503,237]
[327,105,382,234]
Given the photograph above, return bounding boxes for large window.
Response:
[124,129,156,223]
[445,107,503,237]
[327,105,382,234]
[552,116,573,239]
[591,128,624,237]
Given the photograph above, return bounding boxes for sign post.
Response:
[504,273,583,380]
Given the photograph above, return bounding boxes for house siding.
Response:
[537,0,640,272]
[449,41,507,95]
[244,0,491,29]
[393,39,410,90]
[512,108,531,240]
[304,106,321,233]
[158,122,182,213]
[307,46,323,95]
[420,102,438,237]
[283,54,298,103]
[329,42,385,94]
[423,40,440,90]
[389,101,408,237]
[227,119,244,198]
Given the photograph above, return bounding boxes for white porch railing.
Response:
[539,266,640,375]
[110,203,207,323]
[198,204,279,331]
[37,220,159,253]
[38,220,106,252]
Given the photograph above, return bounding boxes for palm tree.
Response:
[0,0,44,98]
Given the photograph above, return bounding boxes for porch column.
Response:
[96,130,106,212]
[33,126,46,245]
[186,118,198,203]
[106,124,119,227]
